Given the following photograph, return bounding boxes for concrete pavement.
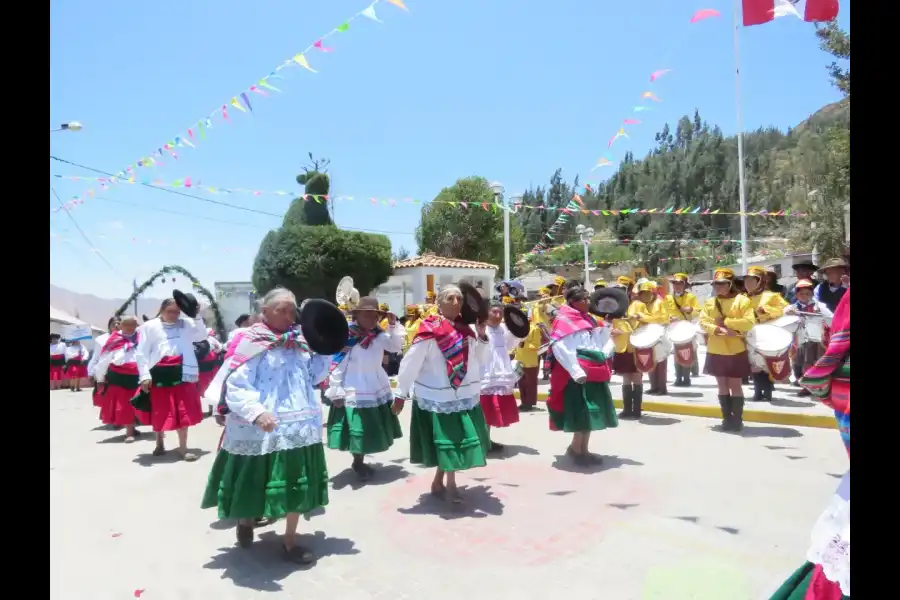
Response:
[51,388,846,600]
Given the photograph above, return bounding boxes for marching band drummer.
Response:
[630,281,674,396]
[785,279,834,398]
[663,274,700,387]
[743,266,788,402]
[611,280,642,419]
[699,268,756,432]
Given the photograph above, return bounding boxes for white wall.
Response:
[214,282,256,332]
[374,266,497,310]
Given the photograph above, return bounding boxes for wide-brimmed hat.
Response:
[590,287,629,319]
[792,260,818,271]
[172,289,200,318]
[458,282,489,324]
[299,299,350,355]
[351,296,385,316]
[503,305,530,338]
[820,257,848,271]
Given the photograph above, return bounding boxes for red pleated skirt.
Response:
[49,365,65,381]
[197,366,220,397]
[65,363,88,380]
[92,386,104,407]
[480,393,520,428]
[100,384,150,426]
[150,382,203,432]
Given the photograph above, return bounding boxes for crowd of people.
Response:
[49,257,849,594]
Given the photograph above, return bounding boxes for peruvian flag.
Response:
[743,0,839,26]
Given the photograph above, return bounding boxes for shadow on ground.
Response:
[396,485,504,520]
[330,463,411,491]
[551,454,644,474]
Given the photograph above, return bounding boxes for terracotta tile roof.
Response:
[393,253,498,270]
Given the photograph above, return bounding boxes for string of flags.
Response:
[522,238,790,258]
[61,0,409,209]
[529,249,787,269]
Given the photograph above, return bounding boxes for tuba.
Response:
[336,276,360,311]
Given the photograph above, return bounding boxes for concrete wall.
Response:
[375,266,497,311]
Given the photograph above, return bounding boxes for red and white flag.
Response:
[742,0,839,27]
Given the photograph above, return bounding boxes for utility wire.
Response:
[50,186,125,280]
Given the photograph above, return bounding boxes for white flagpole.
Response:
[733,0,750,271]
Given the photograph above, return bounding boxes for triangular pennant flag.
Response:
[481,203,489,211]
[293,54,317,72]
[460,202,468,209]
[240,92,253,112]
[387,0,408,10]
[258,79,281,92]
[337,22,350,32]
[665,207,674,213]
[313,40,333,52]
[361,5,381,22]
[230,97,247,112]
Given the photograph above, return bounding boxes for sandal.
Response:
[282,544,315,565]
[430,484,446,499]
[124,436,136,444]
[236,523,254,548]
[253,517,275,528]
[178,450,199,462]
[152,445,166,457]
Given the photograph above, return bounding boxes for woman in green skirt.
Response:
[394,284,491,505]
[201,288,334,564]
[324,296,407,480]
[547,285,619,466]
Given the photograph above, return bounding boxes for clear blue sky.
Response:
[50,0,850,298]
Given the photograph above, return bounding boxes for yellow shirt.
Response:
[699,295,756,355]
[664,292,700,321]
[630,297,672,325]
[746,291,787,324]
[379,317,390,331]
[514,323,543,368]
[612,317,636,354]
[422,304,439,317]
[405,318,421,351]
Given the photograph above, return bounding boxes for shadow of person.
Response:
[330,463,411,491]
[203,530,359,591]
[131,448,211,467]
[739,425,803,438]
[637,415,682,426]
[551,454,644,475]
[488,444,540,461]
[396,485,505,520]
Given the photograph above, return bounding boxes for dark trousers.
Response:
[690,357,699,377]
[649,360,668,393]
[674,363,692,384]
[518,367,539,407]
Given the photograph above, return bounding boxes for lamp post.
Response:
[575,224,595,288]
[50,121,83,133]
[490,182,522,282]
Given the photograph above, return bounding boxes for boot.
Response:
[673,365,684,387]
[691,360,699,377]
[718,394,732,430]
[618,384,634,419]
[682,367,692,387]
[762,376,774,402]
[632,384,644,419]
[751,372,764,402]
[731,396,745,432]
[655,362,668,395]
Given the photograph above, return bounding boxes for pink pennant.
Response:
[690,8,721,23]
[184,177,192,188]
[187,128,194,140]
[313,39,333,52]
[222,105,230,121]
[249,85,269,97]
[650,69,672,82]
[623,119,642,125]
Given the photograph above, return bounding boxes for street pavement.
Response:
[51,388,846,600]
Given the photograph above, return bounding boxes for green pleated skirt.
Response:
[326,402,403,454]
[409,402,489,472]
[201,444,329,520]
[768,562,849,600]
[548,380,619,433]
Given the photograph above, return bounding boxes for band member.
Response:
[515,311,543,412]
[421,290,439,317]
[786,259,817,304]
[94,316,147,442]
[593,280,608,290]
[785,280,834,397]
[324,297,406,480]
[610,281,641,419]
[547,285,618,465]
[615,275,634,299]
[743,266,788,402]
[630,281,673,396]
[395,284,491,505]
[404,304,422,351]
[814,257,849,312]
[50,333,67,390]
[65,340,89,392]
[699,268,755,432]
[479,300,526,451]
[765,267,786,297]
[769,290,849,600]
[664,273,700,387]
[549,275,567,299]
[136,294,209,460]
[201,288,333,563]
[197,328,224,397]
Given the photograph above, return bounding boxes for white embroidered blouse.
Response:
[65,345,89,362]
[806,471,850,596]
[135,316,208,383]
[92,341,139,383]
[86,333,111,377]
[480,323,524,395]
[50,342,67,357]
[220,347,331,456]
[395,334,491,414]
[551,324,615,381]
[325,322,406,408]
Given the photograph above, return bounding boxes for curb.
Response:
[389,381,835,430]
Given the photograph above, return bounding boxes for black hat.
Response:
[299,299,350,355]
[565,285,589,304]
[589,287,629,319]
[503,305,530,338]
[235,314,251,327]
[459,281,489,325]
[130,388,152,414]
[172,289,200,318]
[792,260,818,271]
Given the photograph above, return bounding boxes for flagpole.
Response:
[733,0,750,271]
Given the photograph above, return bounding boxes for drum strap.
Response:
[714,297,725,319]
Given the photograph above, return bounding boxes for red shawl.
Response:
[411,315,474,389]
[550,304,597,342]
[101,331,139,354]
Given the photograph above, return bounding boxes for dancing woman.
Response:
[94,316,148,442]
[50,333,67,390]
[65,340,89,392]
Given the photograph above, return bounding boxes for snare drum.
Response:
[510,359,524,382]
[771,314,801,334]
[745,324,794,381]
[630,324,671,373]
[666,320,699,367]
[802,315,825,344]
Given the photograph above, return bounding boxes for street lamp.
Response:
[575,224,595,288]
[50,121,83,133]
[490,182,522,282]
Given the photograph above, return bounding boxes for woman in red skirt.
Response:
[698,268,756,432]
[95,316,148,442]
[64,340,89,392]
[136,294,209,461]
[50,333,67,390]
[478,301,527,452]
[88,317,120,410]
[197,328,224,398]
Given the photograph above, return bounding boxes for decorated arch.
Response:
[114,264,227,341]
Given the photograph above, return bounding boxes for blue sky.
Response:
[50,0,850,298]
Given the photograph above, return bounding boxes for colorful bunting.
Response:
[650,69,672,82]
[690,8,722,23]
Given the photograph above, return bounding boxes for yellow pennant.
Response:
[230,97,246,112]
[387,0,408,10]
[293,54,317,73]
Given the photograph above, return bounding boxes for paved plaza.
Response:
[51,388,846,600]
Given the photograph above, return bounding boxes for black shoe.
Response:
[518,404,538,412]
[682,376,691,387]
[489,441,505,453]
[797,388,811,397]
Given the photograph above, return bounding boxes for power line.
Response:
[50,186,125,280]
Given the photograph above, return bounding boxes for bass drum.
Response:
[745,324,793,381]
[666,320,699,367]
[771,314,801,334]
[630,323,671,373]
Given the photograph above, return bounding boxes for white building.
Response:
[213,282,258,332]
[49,306,105,350]
[374,253,498,312]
